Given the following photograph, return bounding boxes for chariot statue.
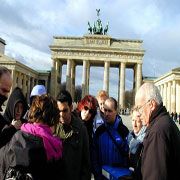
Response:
[87,9,109,35]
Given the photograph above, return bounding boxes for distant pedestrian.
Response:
[174,112,178,122]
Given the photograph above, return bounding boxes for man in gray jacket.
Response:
[55,90,91,180]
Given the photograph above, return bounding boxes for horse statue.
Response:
[93,19,103,34]
[88,22,92,34]
[104,22,109,35]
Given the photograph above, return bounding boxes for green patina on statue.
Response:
[88,9,109,35]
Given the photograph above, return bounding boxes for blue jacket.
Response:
[92,115,129,179]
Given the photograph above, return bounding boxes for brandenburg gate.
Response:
[50,10,145,108]
[50,34,144,108]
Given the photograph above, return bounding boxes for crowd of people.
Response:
[0,66,180,180]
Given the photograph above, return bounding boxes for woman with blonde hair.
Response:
[128,108,146,180]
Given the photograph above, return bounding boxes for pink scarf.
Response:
[21,123,63,161]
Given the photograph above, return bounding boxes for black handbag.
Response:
[4,167,33,180]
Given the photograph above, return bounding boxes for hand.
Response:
[11,119,22,130]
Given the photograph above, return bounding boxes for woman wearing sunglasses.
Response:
[77,95,97,147]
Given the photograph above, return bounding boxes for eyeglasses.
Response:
[83,106,94,114]
[135,99,151,114]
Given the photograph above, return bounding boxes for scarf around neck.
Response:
[21,123,63,161]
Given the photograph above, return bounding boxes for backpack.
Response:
[4,167,33,180]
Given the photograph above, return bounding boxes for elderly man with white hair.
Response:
[135,82,180,180]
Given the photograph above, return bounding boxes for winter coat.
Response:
[3,87,28,123]
[128,126,146,180]
[141,103,180,180]
[92,115,129,179]
[0,113,16,148]
[0,130,62,180]
[56,113,91,180]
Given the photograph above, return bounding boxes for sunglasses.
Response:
[83,106,94,114]
[104,108,113,113]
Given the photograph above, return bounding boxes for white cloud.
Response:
[0,0,180,96]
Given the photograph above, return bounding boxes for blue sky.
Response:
[0,0,180,98]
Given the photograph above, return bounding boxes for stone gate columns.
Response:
[86,61,90,95]
[17,72,22,89]
[119,62,126,109]
[136,63,142,91]
[167,82,171,112]
[27,76,31,102]
[51,58,61,98]
[176,82,180,113]
[55,60,61,97]
[71,60,76,101]
[66,59,72,93]
[171,80,176,113]
[160,84,164,97]
[163,83,167,107]
[82,60,88,98]
[31,77,35,90]
[22,74,27,96]
[103,61,110,93]
[11,69,17,91]
[50,59,56,97]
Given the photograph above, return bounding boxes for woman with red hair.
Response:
[77,95,97,148]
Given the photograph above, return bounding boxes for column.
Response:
[27,76,31,103]
[17,72,21,88]
[55,60,60,97]
[119,62,126,109]
[82,60,87,98]
[167,81,171,112]
[66,59,72,93]
[31,77,35,90]
[103,61,110,94]
[58,61,62,90]
[176,81,180,113]
[71,60,76,101]
[163,83,167,108]
[11,69,17,91]
[136,63,142,92]
[171,80,176,113]
[50,58,56,97]
[133,65,137,90]
[160,84,164,98]
[22,74,27,96]
[86,61,90,95]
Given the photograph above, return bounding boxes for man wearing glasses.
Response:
[135,82,180,180]
[92,97,129,179]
